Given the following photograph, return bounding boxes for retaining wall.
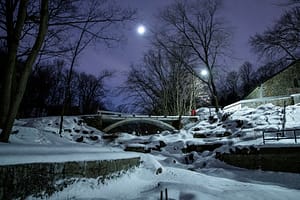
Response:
[0,157,140,199]
[223,94,300,112]
[216,146,300,173]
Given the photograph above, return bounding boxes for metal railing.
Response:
[262,129,300,144]
[96,110,200,121]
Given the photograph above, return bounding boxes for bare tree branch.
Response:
[153,0,231,110]
[250,7,300,62]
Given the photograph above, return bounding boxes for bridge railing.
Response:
[97,110,200,120]
[97,110,124,116]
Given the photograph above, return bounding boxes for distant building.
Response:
[224,60,300,112]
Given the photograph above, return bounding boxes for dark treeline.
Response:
[218,60,290,107]
[0,52,111,117]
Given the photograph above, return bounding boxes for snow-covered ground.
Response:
[1,103,300,199]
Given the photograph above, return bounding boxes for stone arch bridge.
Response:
[82,110,199,134]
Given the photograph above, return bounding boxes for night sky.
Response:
[79,0,286,107]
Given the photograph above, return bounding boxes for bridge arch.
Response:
[103,118,176,133]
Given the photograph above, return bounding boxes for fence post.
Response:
[262,131,265,144]
[165,188,168,200]
[294,130,297,144]
[160,188,168,200]
[282,101,286,136]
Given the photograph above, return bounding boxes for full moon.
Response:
[201,69,208,76]
[137,25,146,35]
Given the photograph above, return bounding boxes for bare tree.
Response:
[218,69,243,106]
[250,7,300,62]
[46,60,66,106]
[77,70,112,114]
[0,0,49,142]
[226,71,239,93]
[20,59,67,114]
[277,0,300,6]
[123,46,200,115]
[18,59,110,117]
[154,0,231,111]
[46,0,135,135]
[19,61,60,117]
[124,50,169,114]
[239,61,256,97]
[288,0,300,4]
[225,71,239,102]
[0,0,135,142]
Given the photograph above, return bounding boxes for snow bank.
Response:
[1,104,300,199]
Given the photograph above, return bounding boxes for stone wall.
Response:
[216,146,300,173]
[223,95,296,112]
[246,61,300,99]
[0,157,140,199]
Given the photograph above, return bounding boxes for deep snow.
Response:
[1,103,300,199]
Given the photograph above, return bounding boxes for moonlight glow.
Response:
[201,69,208,76]
[137,25,146,35]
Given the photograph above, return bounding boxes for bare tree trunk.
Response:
[209,73,219,112]
[59,20,88,136]
[190,73,195,113]
[0,0,28,128]
[0,0,49,142]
